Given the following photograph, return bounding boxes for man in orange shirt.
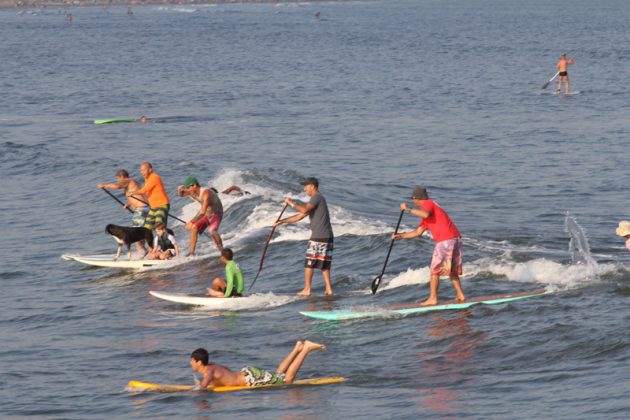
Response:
[131,162,170,230]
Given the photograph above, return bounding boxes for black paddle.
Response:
[371,209,405,295]
[541,71,560,90]
[101,187,134,214]
[248,203,289,292]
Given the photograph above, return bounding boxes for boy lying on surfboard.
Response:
[190,340,326,389]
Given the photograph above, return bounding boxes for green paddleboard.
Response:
[93,118,136,125]
[300,289,550,321]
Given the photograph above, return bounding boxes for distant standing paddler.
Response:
[556,52,575,94]
[273,177,334,296]
[131,162,170,230]
[392,186,465,306]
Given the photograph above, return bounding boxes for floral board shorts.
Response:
[240,366,286,387]
[430,238,463,276]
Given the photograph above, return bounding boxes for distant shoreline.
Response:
[2,0,334,9]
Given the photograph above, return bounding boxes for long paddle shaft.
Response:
[101,187,134,214]
[541,71,560,90]
[371,209,405,295]
[248,203,290,291]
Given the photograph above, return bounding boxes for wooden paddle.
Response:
[371,209,405,295]
[248,203,289,291]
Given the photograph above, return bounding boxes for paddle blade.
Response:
[541,81,550,89]
[371,275,382,295]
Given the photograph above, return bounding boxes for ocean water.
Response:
[2,0,630,418]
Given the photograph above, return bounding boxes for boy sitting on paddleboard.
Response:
[150,223,179,260]
[207,248,244,297]
[190,340,326,389]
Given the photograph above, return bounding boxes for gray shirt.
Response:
[308,192,334,240]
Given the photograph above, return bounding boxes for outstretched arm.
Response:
[393,225,426,240]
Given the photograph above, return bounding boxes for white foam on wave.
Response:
[173,169,389,250]
[379,256,619,293]
[155,6,197,13]
[193,292,300,311]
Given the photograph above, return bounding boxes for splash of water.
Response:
[564,211,599,280]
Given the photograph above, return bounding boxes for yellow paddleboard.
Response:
[126,377,346,393]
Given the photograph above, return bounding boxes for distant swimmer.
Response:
[556,52,575,94]
[178,176,224,255]
[150,223,179,260]
[190,340,327,389]
[273,177,334,296]
[222,185,250,196]
[207,248,244,298]
[127,7,133,16]
[392,186,465,306]
[315,11,320,19]
[616,221,630,252]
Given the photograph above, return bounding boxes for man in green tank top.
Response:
[207,248,244,297]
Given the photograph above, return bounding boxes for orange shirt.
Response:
[137,172,169,208]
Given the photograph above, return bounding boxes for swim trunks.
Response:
[304,239,333,270]
[240,366,285,387]
[143,204,170,230]
[132,206,150,227]
[192,211,222,234]
[430,237,463,276]
[559,71,568,77]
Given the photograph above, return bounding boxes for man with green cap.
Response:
[178,176,224,256]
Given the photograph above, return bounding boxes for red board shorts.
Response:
[193,212,222,234]
[430,238,463,276]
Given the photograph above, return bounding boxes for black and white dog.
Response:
[105,224,153,261]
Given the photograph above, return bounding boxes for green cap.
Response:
[184,176,199,189]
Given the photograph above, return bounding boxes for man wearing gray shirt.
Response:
[274,177,334,296]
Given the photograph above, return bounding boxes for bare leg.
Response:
[298,268,314,296]
[450,275,465,302]
[556,77,562,92]
[188,226,199,256]
[322,269,333,295]
[282,340,326,384]
[276,340,303,374]
[207,278,226,297]
[210,231,224,253]
[565,76,570,94]
[420,274,440,306]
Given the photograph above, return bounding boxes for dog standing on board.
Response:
[105,224,153,261]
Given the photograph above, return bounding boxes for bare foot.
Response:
[303,340,327,351]
[420,298,437,307]
[297,289,312,297]
[457,295,466,302]
[324,290,334,296]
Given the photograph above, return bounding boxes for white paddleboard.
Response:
[149,290,298,311]
[62,254,171,269]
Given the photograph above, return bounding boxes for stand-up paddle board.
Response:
[300,290,550,321]
[94,118,136,125]
[552,91,580,96]
[61,254,170,269]
[149,290,297,311]
[126,377,346,393]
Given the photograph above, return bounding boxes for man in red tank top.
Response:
[392,186,465,306]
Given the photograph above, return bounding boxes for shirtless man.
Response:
[556,52,575,94]
[178,176,224,255]
[98,169,150,227]
[190,340,326,389]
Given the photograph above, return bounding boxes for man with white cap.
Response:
[392,186,465,306]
